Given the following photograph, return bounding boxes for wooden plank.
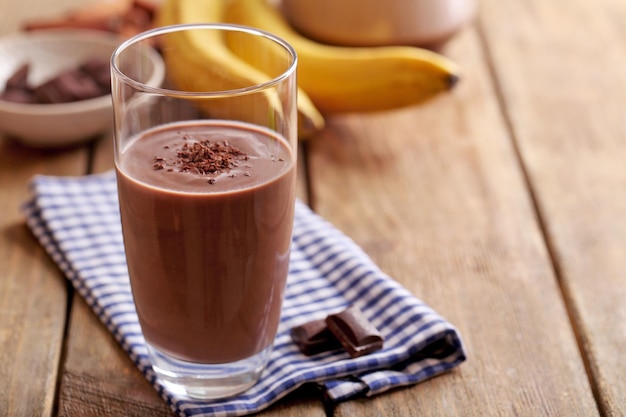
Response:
[307,22,599,417]
[0,3,102,415]
[57,295,174,417]
[0,139,87,417]
[479,0,626,414]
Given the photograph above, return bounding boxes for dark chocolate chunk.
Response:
[66,71,106,100]
[326,305,384,358]
[0,88,38,104]
[33,74,70,103]
[2,59,111,105]
[291,318,342,356]
[79,58,111,92]
[32,77,68,103]
[57,69,105,101]
[5,63,30,90]
[0,63,37,104]
[34,69,104,103]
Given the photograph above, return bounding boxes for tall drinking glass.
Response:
[111,24,298,399]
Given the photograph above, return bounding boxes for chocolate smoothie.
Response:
[115,120,296,364]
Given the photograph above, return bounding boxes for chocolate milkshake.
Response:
[115,120,296,364]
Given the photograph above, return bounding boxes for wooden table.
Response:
[2,0,625,416]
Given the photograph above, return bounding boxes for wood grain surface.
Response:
[0,0,94,405]
[0,141,85,416]
[310,23,598,417]
[479,0,626,414]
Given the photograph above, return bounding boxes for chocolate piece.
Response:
[0,63,37,104]
[5,63,30,90]
[79,58,111,92]
[32,78,67,103]
[2,59,110,105]
[34,69,104,103]
[326,305,384,358]
[0,88,38,104]
[291,318,342,356]
[60,69,105,101]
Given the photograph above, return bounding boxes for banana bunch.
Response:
[158,0,460,137]
[158,0,325,138]
[224,0,460,114]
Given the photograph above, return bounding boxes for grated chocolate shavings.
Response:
[152,139,249,177]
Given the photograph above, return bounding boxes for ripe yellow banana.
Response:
[224,0,460,114]
[157,0,325,139]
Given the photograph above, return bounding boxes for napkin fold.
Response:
[23,171,465,417]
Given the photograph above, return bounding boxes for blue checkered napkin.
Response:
[23,171,465,417]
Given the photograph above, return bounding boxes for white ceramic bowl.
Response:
[0,30,164,148]
[281,0,477,48]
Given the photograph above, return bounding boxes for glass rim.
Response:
[111,23,298,98]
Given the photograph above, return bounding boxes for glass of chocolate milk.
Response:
[110,24,298,399]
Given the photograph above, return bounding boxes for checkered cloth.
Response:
[22,171,465,417]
